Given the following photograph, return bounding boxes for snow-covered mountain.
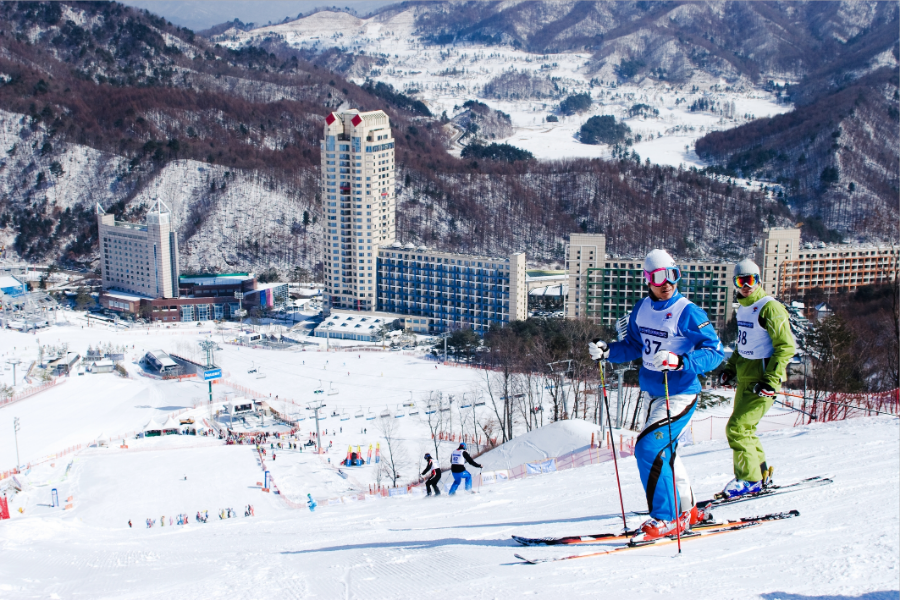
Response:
[0,1,894,274]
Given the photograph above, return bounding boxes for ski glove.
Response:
[753,382,776,398]
[588,339,609,361]
[719,370,736,387]
[651,350,682,371]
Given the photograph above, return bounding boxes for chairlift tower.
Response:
[198,339,218,407]
[6,358,22,387]
[547,359,573,418]
[234,291,246,331]
[307,400,326,454]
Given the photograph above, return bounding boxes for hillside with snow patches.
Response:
[215,9,795,169]
[0,318,897,598]
[0,107,321,273]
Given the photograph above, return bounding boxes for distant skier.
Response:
[307,493,317,512]
[717,259,796,499]
[588,249,724,543]
[421,453,441,496]
[448,443,481,495]
[128,520,132,528]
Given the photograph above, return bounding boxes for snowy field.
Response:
[216,10,793,171]
[0,413,896,598]
[0,317,898,598]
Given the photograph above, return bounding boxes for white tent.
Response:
[142,419,160,432]
[162,415,181,432]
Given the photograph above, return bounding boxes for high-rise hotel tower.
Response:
[97,200,180,299]
[321,109,396,311]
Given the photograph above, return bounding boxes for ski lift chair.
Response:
[354,409,364,419]
[394,403,405,418]
[328,383,338,396]
[340,411,350,421]
[366,409,376,421]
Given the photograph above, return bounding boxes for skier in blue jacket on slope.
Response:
[589,249,724,543]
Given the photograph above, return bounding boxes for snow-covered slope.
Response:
[477,418,605,471]
[1,412,896,598]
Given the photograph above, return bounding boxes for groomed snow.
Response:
[0,412,896,598]
[1,317,897,599]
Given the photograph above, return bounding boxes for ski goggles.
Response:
[733,274,759,288]
[643,266,681,287]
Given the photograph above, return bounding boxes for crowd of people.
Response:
[133,506,254,529]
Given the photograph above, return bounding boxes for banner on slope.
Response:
[525,459,557,475]
[481,470,510,485]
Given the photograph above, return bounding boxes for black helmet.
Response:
[424,453,432,460]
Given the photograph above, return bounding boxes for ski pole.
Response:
[598,360,628,533]
[774,398,816,420]
[663,370,682,555]
[779,391,898,417]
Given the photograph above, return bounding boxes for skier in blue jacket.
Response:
[589,249,724,542]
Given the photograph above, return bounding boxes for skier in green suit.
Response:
[718,259,796,499]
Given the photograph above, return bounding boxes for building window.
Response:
[181,305,194,321]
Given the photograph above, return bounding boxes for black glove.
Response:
[753,382,776,398]
[719,371,736,387]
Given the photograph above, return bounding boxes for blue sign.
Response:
[203,368,222,381]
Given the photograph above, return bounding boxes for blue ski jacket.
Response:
[607,291,724,397]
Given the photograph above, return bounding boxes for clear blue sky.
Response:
[120,1,397,31]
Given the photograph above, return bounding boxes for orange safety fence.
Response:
[0,377,67,409]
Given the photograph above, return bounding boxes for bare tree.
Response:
[376,414,409,488]
[419,391,447,463]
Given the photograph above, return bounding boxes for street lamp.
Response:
[13,417,21,469]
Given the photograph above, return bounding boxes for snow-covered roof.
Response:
[146,350,177,368]
[0,275,24,288]
[103,290,152,301]
[529,284,568,297]
[179,273,254,285]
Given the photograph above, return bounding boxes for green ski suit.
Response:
[722,286,796,482]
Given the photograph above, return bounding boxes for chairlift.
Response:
[393,403,405,418]
[256,366,266,379]
[439,401,451,412]
[314,380,324,395]
[327,382,339,396]
[408,402,419,416]
[379,407,391,419]
[247,361,257,374]
[331,410,340,418]
[366,408,377,421]
[340,410,350,422]
[354,409,364,419]
[474,400,486,406]
[424,403,437,415]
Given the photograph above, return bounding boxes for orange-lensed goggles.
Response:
[733,274,759,288]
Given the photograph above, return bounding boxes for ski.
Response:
[700,476,832,509]
[628,476,832,516]
[512,510,798,546]
[514,510,799,564]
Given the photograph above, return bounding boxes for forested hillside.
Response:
[0,1,892,277]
